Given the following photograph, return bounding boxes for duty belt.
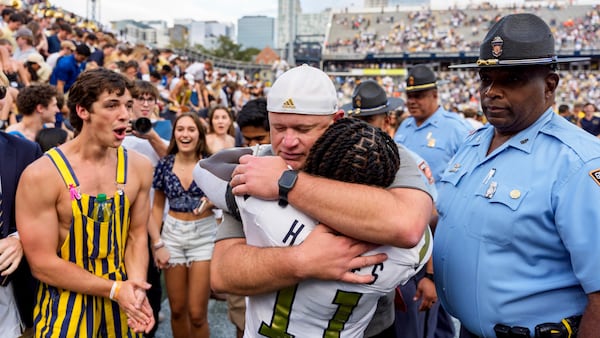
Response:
[494,315,581,338]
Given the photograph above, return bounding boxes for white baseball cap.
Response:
[267,64,337,115]
[184,73,194,83]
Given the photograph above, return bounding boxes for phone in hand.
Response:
[193,199,209,215]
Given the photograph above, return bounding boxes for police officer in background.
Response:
[393,66,468,338]
[434,13,600,338]
[344,80,438,338]
[394,65,472,189]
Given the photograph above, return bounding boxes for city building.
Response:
[110,20,158,46]
[237,15,275,50]
[276,0,301,50]
[174,19,235,50]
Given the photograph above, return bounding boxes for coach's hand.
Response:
[295,224,387,284]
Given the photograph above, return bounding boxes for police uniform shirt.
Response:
[433,109,600,337]
[394,106,472,187]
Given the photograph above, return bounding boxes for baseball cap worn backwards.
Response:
[184,73,194,83]
[450,13,589,69]
[267,64,338,115]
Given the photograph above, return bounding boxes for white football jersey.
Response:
[239,195,432,338]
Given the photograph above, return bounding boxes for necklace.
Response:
[174,155,198,172]
[174,162,195,171]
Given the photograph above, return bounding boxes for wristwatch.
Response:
[424,272,435,282]
[278,169,298,207]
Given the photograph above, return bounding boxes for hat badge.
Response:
[355,95,362,108]
[491,36,503,58]
[408,76,415,86]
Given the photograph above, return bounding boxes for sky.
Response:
[50,0,600,26]
[50,0,359,26]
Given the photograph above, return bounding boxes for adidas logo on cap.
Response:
[282,98,296,109]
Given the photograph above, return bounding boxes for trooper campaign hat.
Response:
[449,13,589,69]
[343,80,403,117]
[405,65,437,93]
[267,64,338,115]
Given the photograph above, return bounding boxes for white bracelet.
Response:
[152,239,165,251]
[8,231,19,239]
[109,281,118,300]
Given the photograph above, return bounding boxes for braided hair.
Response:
[303,118,400,187]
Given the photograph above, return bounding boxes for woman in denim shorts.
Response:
[148,112,216,338]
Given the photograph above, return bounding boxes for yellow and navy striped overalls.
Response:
[33,147,140,337]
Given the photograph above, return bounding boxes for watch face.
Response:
[278,170,298,207]
[279,170,298,189]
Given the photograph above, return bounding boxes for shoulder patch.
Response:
[417,160,435,185]
[590,169,600,186]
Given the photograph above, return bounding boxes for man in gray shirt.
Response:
[199,65,433,337]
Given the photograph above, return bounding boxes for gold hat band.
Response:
[405,83,436,91]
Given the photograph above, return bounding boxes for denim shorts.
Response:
[0,282,23,336]
[161,214,217,265]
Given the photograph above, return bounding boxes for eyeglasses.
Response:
[134,97,156,104]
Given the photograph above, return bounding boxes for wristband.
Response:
[424,272,435,282]
[114,281,122,300]
[109,281,122,301]
[109,281,117,300]
[152,239,165,251]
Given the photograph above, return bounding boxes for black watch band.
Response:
[278,169,298,207]
[424,272,435,282]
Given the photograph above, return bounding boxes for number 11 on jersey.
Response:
[258,285,362,338]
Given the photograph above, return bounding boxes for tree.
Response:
[212,35,240,60]
[237,47,261,62]
[195,36,260,62]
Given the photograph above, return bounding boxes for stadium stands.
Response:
[323,3,600,72]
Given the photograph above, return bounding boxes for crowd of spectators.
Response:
[0,0,596,163]
[325,3,600,55]
[0,0,269,136]
[1,1,600,337]
[333,68,600,130]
